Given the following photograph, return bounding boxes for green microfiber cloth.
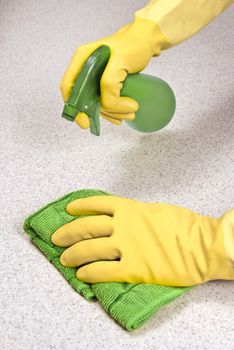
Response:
[24,189,191,330]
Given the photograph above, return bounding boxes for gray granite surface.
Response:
[0,1,233,349]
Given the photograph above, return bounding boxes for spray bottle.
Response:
[62,45,176,136]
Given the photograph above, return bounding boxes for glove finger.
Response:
[101,113,122,125]
[60,43,100,102]
[102,96,138,114]
[100,56,127,109]
[77,260,124,283]
[102,110,135,121]
[51,215,113,247]
[66,195,123,216]
[75,112,90,129]
[60,238,119,267]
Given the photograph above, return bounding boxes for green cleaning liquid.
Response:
[62,45,176,136]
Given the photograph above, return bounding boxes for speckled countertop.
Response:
[0,1,233,349]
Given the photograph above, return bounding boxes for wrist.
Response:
[133,15,169,55]
[206,216,234,281]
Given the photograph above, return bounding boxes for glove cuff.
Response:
[207,214,234,281]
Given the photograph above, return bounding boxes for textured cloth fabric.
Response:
[24,189,191,330]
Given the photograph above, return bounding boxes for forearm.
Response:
[136,0,233,48]
[222,208,234,270]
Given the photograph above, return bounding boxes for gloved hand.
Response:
[52,196,234,286]
[60,17,168,128]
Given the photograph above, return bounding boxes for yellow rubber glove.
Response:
[60,17,168,128]
[52,196,234,286]
[136,0,233,48]
[61,1,233,129]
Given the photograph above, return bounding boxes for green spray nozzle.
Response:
[62,45,111,136]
